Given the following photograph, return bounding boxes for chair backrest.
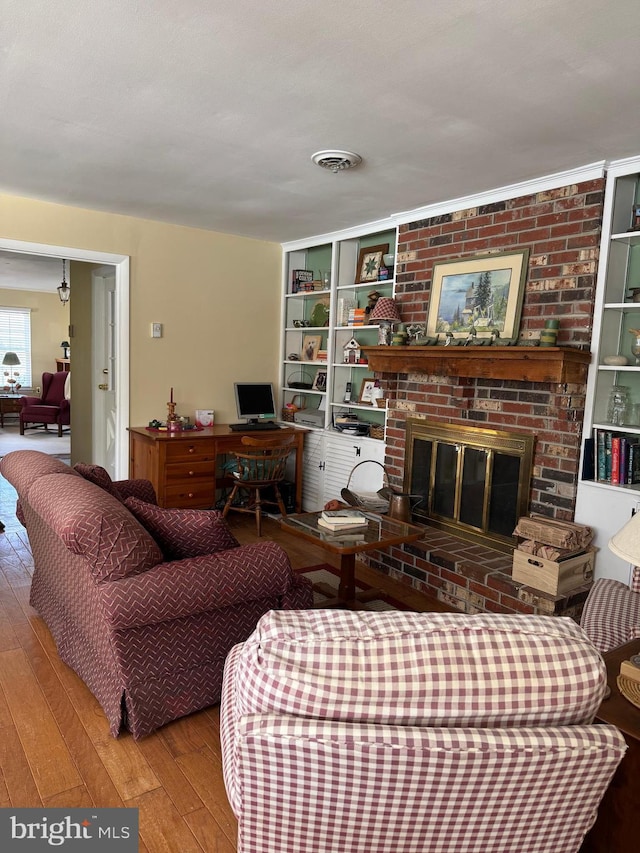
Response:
[41,371,69,405]
[222,610,627,853]
[233,434,295,485]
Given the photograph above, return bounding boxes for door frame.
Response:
[0,238,130,477]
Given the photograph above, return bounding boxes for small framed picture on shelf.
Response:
[356,244,389,283]
[358,379,376,404]
[312,369,327,392]
[301,334,322,361]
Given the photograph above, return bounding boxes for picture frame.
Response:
[427,249,530,341]
[356,243,389,283]
[301,334,322,361]
[358,379,377,404]
[312,369,327,392]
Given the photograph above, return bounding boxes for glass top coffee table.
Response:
[280,511,424,608]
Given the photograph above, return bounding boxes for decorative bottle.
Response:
[606,385,630,426]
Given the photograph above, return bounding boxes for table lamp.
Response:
[609,511,640,565]
[2,351,21,391]
[369,297,401,345]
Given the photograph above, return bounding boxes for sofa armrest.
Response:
[99,541,294,629]
[114,478,157,504]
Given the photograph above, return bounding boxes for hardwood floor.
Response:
[0,502,444,852]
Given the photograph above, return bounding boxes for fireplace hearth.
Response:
[404,419,534,553]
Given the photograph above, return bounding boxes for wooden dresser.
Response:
[128,424,306,509]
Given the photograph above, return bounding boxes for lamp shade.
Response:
[609,511,640,564]
[2,352,20,366]
[369,297,401,323]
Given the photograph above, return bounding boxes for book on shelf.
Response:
[611,435,621,483]
[593,428,640,485]
[317,517,368,534]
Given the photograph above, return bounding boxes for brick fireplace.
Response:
[365,178,605,617]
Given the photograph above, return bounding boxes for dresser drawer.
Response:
[163,480,216,508]
[164,460,216,482]
[163,439,217,463]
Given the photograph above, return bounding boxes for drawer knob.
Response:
[188,447,195,454]
[188,470,194,476]
[188,492,194,498]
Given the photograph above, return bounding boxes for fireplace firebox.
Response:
[404,419,535,553]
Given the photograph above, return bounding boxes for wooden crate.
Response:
[512,547,595,596]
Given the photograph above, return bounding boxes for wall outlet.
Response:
[151,322,163,338]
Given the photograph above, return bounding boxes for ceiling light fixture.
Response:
[311,150,363,174]
[57,259,70,304]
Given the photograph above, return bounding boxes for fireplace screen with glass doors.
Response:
[404,419,534,552]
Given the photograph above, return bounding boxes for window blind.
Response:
[0,306,32,388]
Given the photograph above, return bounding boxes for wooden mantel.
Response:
[360,345,591,385]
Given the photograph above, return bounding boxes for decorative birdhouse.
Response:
[343,337,361,364]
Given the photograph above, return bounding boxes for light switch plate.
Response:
[151,322,163,338]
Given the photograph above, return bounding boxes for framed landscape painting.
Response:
[427,249,529,341]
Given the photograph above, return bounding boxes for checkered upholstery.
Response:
[0,449,313,739]
[580,567,640,652]
[221,610,626,853]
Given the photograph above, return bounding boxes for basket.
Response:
[282,394,306,422]
[341,460,390,512]
[370,424,385,440]
[287,368,314,390]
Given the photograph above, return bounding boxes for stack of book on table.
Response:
[317,509,369,534]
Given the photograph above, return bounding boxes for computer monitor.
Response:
[234,382,277,423]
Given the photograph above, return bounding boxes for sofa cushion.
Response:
[234,610,607,728]
[27,474,163,582]
[74,462,122,500]
[124,497,240,560]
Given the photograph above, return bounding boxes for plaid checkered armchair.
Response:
[580,566,640,652]
[221,610,626,853]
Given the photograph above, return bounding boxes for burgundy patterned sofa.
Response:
[0,450,312,739]
[221,610,626,853]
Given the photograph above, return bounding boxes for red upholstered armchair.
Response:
[20,371,70,436]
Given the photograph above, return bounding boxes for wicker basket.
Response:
[370,424,385,440]
[282,394,306,422]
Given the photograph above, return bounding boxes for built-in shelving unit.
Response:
[576,158,640,583]
[280,227,397,509]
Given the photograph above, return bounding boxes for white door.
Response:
[92,268,117,475]
[302,431,326,511]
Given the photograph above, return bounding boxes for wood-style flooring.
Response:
[0,505,444,852]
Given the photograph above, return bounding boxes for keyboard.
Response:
[229,421,280,432]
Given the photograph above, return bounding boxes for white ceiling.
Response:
[3,0,640,249]
[0,250,66,292]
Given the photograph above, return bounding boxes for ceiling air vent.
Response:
[311,150,363,173]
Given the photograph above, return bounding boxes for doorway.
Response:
[0,238,130,477]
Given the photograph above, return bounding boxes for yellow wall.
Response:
[0,193,282,425]
[0,287,68,389]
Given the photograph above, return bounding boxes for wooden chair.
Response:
[222,434,295,535]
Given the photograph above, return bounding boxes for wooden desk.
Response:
[579,639,640,852]
[128,424,307,511]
